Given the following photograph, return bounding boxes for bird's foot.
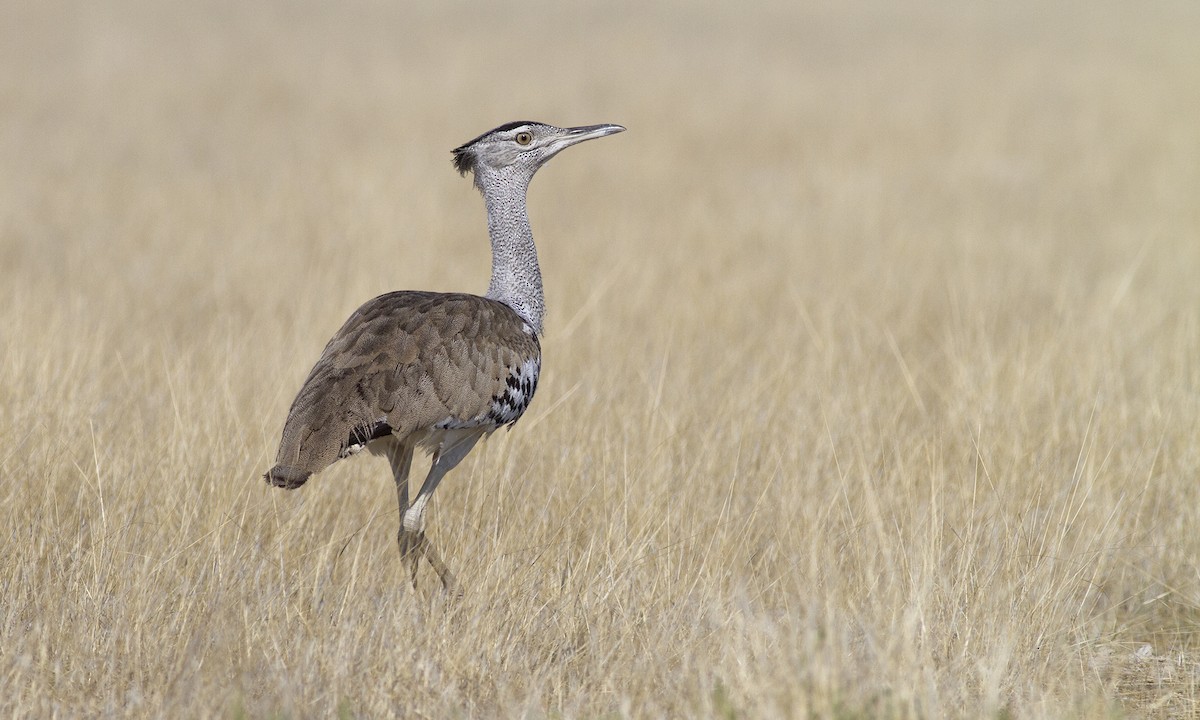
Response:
[397,529,460,596]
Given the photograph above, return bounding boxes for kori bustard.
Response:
[265,121,625,591]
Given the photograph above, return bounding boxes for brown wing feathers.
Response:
[265,292,539,488]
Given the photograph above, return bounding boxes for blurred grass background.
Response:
[1,0,1198,716]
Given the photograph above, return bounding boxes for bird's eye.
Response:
[514,131,533,146]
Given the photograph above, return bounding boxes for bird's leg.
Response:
[400,430,483,593]
[396,531,425,589]
[381,440,420,585]
[387,441,414,513]
[400,532,456,593]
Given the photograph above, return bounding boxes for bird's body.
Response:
[266,291,540,489]
[264,120,623,591]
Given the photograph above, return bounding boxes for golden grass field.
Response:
[2,0,1199,716]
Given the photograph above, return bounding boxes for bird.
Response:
[264,120,625,592]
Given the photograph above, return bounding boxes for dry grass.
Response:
[2,0,1199,717]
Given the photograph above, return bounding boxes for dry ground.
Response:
[2,0,1199,717]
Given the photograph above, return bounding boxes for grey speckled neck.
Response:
[478,165,544,334]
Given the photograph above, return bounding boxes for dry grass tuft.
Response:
[2,0,1199,717]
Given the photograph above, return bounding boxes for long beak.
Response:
[554,123,626,152]
[566,123,626,140]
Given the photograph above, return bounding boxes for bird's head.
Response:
[452,121,625,187]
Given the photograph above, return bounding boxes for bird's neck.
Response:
[480,170,544,334]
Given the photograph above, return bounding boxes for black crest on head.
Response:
[451,121,541,176]
[452,145,476,176]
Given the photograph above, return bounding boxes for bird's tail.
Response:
[263,464,311,490]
